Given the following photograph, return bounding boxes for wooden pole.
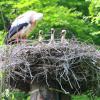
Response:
[30,84,71,100]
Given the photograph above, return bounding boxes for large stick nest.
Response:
[0,38,100,94]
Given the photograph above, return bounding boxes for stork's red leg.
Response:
[16,38,19,44]
[23,38,26,44]
[39,95,44,100]
[22,36,27,44]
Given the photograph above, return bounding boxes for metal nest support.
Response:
[0,34,100,95]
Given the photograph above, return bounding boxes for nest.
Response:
[0,38,100,94]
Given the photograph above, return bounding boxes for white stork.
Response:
[61,30,68,45]
[5,11,43,44]
[48,28,55,46]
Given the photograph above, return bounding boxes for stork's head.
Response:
[30,11,43,23]
[51,28,55,34]
[39,30,43,36]
[61,30,66,35]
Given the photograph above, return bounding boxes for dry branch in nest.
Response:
[0,37,100,94]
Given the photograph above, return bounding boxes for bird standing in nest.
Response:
[61,30,69,45]
[35,30,44,48]
[38,30,43,43]
[4,11,43,44]
[48,28,55,46]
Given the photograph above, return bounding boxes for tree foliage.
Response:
[0,0,100,45]
[89,0,100,28]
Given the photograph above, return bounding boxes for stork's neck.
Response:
[31,20,36,26]
[39,35,43,42]
[61,34,65,43]
[61,34,65,39]
[51,33,54,41]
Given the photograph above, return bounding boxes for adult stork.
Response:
[61,30,68,45]
[4,10,43,44]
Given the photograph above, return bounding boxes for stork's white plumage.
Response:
[61,30,68,45]
[5,11,43,44]
[48,28,55,46]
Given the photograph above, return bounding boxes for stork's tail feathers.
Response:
[4,33,16,45]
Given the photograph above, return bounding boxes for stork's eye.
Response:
[40,33,42,35]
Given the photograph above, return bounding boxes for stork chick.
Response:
[38,30,43,43]
[35,30,44,48]
[61,30,68,45]
[48,28,55,46]
[4,10,43,44]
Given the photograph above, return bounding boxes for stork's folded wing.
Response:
[8,23,29,39]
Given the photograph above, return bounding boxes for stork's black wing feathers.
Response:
[4,22,29,44]
[7,22,29,39]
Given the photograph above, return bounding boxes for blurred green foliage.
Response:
[1,90,30,100]
[89,0,100,25]
[0,0,100,45]
[72,95,100,100]
[2,90,100,100]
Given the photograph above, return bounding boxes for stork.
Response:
[35,30,44,48]
[61,30,68,45]
[4,11,43,44]
[38,30,43,43]
[48,28,55,46]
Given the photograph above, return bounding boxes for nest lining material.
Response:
[0,38,100,93]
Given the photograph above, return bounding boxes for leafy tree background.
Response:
[0,0,100,99]
[0,0,100,45]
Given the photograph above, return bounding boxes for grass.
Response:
[72,95,100,100]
